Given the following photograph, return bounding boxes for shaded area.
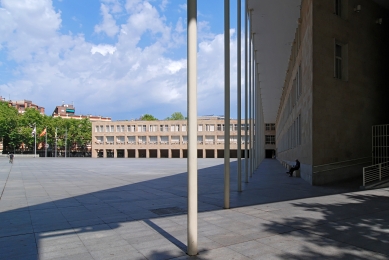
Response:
[1,158,385,260]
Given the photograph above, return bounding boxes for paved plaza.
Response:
[0,157,388,260]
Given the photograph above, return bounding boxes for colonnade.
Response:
[187,0,264,255]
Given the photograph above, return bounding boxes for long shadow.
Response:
[0,158,374,260]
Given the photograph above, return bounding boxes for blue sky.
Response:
[0,0,242,120]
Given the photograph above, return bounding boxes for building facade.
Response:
[275,0,389,184]
[1,96,45,114]
[91,118,250,159]
[52,103,111,122]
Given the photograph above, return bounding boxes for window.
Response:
[265,124,270,131]
[116,136,125,144]
[149,125,158,132]
[138,125,146,132]
[335,43,342,79]
[335,0,342,17]
[106,125,110,132]
[110,125,114,132]
[182,124,187,131]
[182,136,188,143]
[127,125,135,132]
[271,124,275,131]
[198,124,203,131]
[100,125,104,132]
[161,125,169,132]
[127,136,135,144]
[149,136,157,144]
[171,136,180,144]
[170,124,179,131]
[206,124,215,131]
[197,136,203,144]
[160,136,169,144]
[234,124,238,131]
[95,126,99,132]
[106,136,114,144]
[265,135,275,145]
[138,136,146,144]
[217,124,224,131]
[95,136,104,143]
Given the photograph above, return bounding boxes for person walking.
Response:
[287,159,300,177]
[9,153,14,164]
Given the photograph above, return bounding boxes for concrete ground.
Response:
[0,157,388,260]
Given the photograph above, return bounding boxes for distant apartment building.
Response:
[52,103,111,122]
[91,117,251,158]
[0,96,45,114]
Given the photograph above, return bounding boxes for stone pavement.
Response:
[0,157,388,260]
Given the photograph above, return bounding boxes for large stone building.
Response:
[91,117,250,159]
[272,0,389,184]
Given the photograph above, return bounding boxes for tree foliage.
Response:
[165,112,185,120]
[140,114,158,121]
[0,101,91,154]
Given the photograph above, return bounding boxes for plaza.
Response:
[0,157,388,259]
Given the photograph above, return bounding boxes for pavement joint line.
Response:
[0,164,13,200]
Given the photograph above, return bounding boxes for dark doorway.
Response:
[160,149,169,158]
[217,149,224,158]
[265,149,275,159]
[197,149,203,158]
[149,149,157,158]
[97,150,103,158]
[106,149,114,158]
[138,149,146,158]
[206,149,214,158]
[171,149,180,158]
[127,149,135,158]
[117,149,124,158]
[230,150,237,158]
[183,149,188,158]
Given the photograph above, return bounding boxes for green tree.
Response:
[140,114,158,121]
[165,112,185,120]
[0,102,19,152]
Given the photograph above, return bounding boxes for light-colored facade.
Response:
[275,0,389,185]
[91,118,250,159]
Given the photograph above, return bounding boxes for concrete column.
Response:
[157,149,161,158]
[237,0,242,192]
[103,149,106,158]
[187,0,198,255]
[92,149,98,158]
[244,3,249,183]
[135,149,139,158]
[180,149,183,158]
[124,149,128,158]
[203,149,205,158]
[146,149,149,158]
[215,149,218,158]
[168,149,172,158]
[224,0,230,209]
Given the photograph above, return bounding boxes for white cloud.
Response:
[0,0,238,119]
[94,3,119,37]
[91,44,117,56]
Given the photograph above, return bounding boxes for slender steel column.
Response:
[244,3,249,183]
[249,19,252,177]
[45,126,47,157]
[237,0,242,192]
[224,0,230,209]
[187,0,198,255]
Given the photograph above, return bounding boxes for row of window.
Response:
[95,124,250,133]
[265,124,275,131]
[278,114,301,152]
[95,135,251,145]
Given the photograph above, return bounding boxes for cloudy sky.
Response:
[0,0,242,120]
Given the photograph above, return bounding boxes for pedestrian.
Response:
[287,159,300,177]
[9,153,14,164]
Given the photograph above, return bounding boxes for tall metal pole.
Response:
[65,129,67,158]
[249,12,252,178]
[34,123,36,158]
[224,0,230,209]
[244,2,249,183]
[237,0,242,192]
[55,127,57,158]
[45,126,47,157]
[187,0,198,256]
